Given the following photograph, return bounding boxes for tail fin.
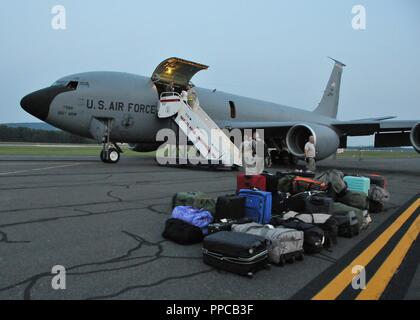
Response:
[313,57,346,119]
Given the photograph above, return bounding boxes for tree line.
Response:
[0,125,94,144]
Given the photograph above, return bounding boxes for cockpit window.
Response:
[51,80,67,87]
[51,80,79,90]
[67,81,78,89]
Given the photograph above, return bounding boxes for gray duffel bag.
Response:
[232,222,304,265]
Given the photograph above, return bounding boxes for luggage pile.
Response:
[162,169,391,278]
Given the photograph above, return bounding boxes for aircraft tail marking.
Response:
[313,57,346,119]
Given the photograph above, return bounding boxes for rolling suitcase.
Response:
[232,222,304,265]
[238,189,272,224]
[172,192,206,208]
[275,218,325,254]
[262,172,279,193]
[343,176,370,195]
[236,174,266,192]
[202,231,270,277]
[214,195,246,222]
[271,191,287,215]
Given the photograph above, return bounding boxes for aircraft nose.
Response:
[20,86,74,121]
[20,89,53,121]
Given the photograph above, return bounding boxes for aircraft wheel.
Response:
[100,150,109,163]
[107,148,120,164]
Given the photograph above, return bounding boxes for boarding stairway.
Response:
[157,92,242,167]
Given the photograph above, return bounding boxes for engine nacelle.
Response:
[286,123,340,160]
[128,142,161,153]
[410,122,420,154]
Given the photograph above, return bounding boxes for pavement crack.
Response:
[0,230,30,244]
[86,269,214,300]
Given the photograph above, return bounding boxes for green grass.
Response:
[0,144,418,159]
[336,150,420,159]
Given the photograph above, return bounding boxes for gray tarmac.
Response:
[0,156,418,300]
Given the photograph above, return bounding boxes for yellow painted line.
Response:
[356,214,420,300]
[312,197,420,300]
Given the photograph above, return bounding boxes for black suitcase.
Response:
[276,218,325,254]
[262,172,279,193]
[214,195,246,222]
[202,231,270,278]
[162,218,204,245]
[271,191,288,215]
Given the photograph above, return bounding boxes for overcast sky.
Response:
[1,0,419,145]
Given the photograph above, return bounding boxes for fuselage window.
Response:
[229,101,236,118]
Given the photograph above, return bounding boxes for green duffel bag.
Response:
[332,202,364,228]
[192,197,217,215]
[172,192,206,208]
[277,174,295,193]
[337,190,368,210]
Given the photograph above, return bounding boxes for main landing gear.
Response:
[100,144,121,164]
[100,119,122,164]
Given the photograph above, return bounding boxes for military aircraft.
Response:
[20,57,420,165]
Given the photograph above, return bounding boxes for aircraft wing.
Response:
[216,120,296,135]
[332,119,418,136]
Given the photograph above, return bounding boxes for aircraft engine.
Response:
[128,142,161,153]
[410,122,420,154]
[286,123,340,160]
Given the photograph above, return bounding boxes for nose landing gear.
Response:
[99,119,122,164]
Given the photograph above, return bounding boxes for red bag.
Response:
[236,174,266,192]
[365,174,387,189]
[291,176,328,194]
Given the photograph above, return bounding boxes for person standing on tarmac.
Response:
[304,135,317,172]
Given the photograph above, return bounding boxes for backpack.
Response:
[369,185,391,203]
[316,169,347,196]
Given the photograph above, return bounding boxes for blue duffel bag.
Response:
[171,206,214,234]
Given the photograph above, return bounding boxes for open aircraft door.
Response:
[151,57,208,90]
